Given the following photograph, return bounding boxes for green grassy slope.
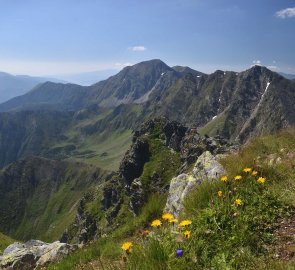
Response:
[0,232,14,254]
[0,157,110,242]
[0,105,137,172]
[48,128,295,270]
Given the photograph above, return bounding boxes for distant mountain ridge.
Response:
[279,72,295,80]
[0,71,66,103]
[0,59,175,111]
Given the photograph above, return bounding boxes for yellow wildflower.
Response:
[252,170,258,176]
[169,218,178,224]
[151,219,162,227]
[162,213,174,221]
[217,191,223,197]
[183,230,191,239]
[179,220,192,227]
[234,199,242,206]
[220,176,228,182]
[243,168,252,173]
[121,242,133,251]
[257,177,266,184]
[234,175,242,181]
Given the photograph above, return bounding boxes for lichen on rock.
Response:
[165,151,226,217]
[0,240,77,269]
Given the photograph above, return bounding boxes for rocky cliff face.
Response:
[66,118,235,243]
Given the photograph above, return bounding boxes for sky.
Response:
[0,0,294,82]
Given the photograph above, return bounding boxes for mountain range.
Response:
[0,59,294,142]
[0,59,294,252]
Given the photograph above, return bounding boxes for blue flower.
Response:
[176,249,183,258]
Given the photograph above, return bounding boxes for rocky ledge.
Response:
[0,240,77,270]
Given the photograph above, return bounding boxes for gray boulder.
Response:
[0,240,77,269]
[165,151,226,217]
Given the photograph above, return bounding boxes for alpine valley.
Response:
[0,59,295,269]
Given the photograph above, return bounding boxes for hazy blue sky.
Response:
[0,0,294,78]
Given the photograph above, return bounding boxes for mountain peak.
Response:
[247,65,272,73]
[124,59,170,71]
[113,59,173,80]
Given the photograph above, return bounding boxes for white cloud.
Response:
[275,7,295,18]
[252,60,261,65]
[267,65,277,70]
[130,46,147,51]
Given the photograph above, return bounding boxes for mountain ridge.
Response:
[0,71,67,104]
[0,60,294,145]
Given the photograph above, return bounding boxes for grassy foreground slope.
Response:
[48,128,295,269]
[0,232,14,254]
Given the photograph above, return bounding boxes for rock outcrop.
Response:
[0,240,77,269]
[119,137,150,188]
[165,151,226,217]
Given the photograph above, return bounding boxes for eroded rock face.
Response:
[129,178,144,215]
[165,151,226,217]
[162,121,187,151]
[0,240,77,269]
[119,138,150,188]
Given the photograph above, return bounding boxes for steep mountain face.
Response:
[88,59,176,107]
[0,156,109,241]
[0,72,65,104]
[142,65,295,142]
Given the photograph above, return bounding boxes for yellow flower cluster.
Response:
[252,170,258,176]
[162,213,174,221]
[179,219,192,227]
[257,177,266,184]
[218,167,267,210]
[183,230,191,238]
[234,175,242,181]
[151,213,178,228]
[151,219,162,227]
[243,167,252,173]
[121,242,133,253]
[220,176,228,182]
[234,198,242,206]
[220,168,266,185]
